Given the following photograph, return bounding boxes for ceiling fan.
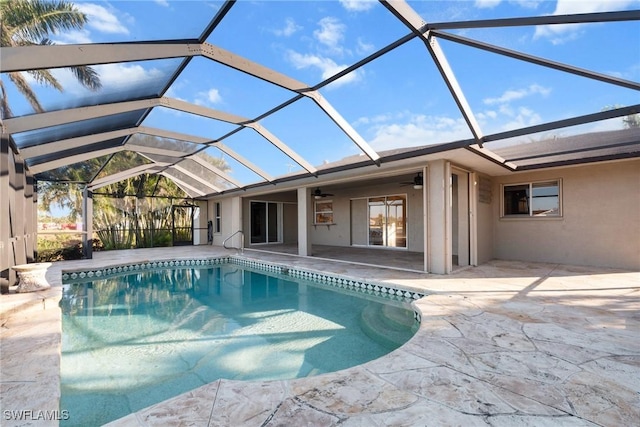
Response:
[400,172,423,189]
[313,187,334,199]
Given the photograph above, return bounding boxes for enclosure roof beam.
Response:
[427,10,640,30]
[19,125,273,185]
[124,143,191,159]
[186,155,243,188]
[171,163,223,193]
[434,31,640,91]
[209,142,274,183]
[1,42,200,73]
[199,43,310,93]
[2,42,311,94]
[245,122,317,174]
[4,97,253,134]
[303,90,380,165]
[380,0,484,145]
[19,128,132,159]
[160,171,206,197]
[29,147,123,174]
[89,163,168,191]
[135,126,274,182]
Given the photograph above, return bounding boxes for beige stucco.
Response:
[307,182,425,252]
[474,173,495,266]
[492,159,640,270]
[207,158,639,272]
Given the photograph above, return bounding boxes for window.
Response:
[368,195,406,247]
[503,180,561,217]
[214,202,221,233]
[314,200,334,224]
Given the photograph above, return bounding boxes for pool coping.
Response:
[61,255,428,322]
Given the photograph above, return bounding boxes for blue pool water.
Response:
[60,262,418,426]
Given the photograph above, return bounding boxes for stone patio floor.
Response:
[1,246,639,426]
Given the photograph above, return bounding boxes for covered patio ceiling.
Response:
[2,1,639,199]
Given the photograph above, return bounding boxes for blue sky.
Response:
[5,0,640,185]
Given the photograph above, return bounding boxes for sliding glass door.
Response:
[368,195,406,248]
[250,201,281,244]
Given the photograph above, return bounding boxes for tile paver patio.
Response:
[1,246,638,426]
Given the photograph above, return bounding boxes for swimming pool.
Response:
[59,258,421,426]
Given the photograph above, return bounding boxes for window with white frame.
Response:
[502,180,561,217]
[214,202,221,233]
[314,200,334,224]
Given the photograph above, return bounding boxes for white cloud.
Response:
[534,0,639,43]
[274,18,302,37]
[475,0,502,8]
[314,17,346,54]
[477,110,498,120]
[361,81,551,150]
[364,113,471,151]
[356,37,375,55]
[93,63,167,92]
[496,106,543,130]
[195,88,223,106]
[353,112,396,127]
[53,30,92,44]
[483,84,551,105]
[154,0,170,7]
[339,0,377,12]
[286,50,361,87]
[43,62,166,98]
[77,3,130,35]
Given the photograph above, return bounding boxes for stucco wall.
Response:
[309,183,424,252]
[209,198,239,248]
[475,175,495,265]
[492,159,640,270]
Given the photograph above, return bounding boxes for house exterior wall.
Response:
[492,159,640,270]
[241,193,297,247]
[209,197,242,248]
[282,203,298,244]
[309,182,424,252]
[475,174,495,266]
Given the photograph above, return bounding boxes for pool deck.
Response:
[1,246,639,426]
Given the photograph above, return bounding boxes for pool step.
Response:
[359,303,416,348]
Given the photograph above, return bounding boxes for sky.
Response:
[4,0,640,186]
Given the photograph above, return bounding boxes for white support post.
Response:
[469,172,479,266]
[230,196,243,249]
[427,159,452,274]
[82,187,93,259]
[297,188,312,257]
[422,165,429,273]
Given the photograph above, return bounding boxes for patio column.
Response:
[82,187,93,259]
[12,154,27,268]
[427,159,452,274]
[1,136,10,292]
[230,196,243,249]
[25,174,36,263]
[297,187,311,256]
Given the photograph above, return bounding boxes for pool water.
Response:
[60,264,418,426]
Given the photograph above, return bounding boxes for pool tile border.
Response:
[61,256,426,322]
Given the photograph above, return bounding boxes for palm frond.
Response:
[26,68,64,91]
[0,80,15,119]
[69,65,102,91]
[8,72,44,113]
[2,0,87,44]
[1,2,102,112]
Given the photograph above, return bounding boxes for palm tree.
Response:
[0,0,101,118]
